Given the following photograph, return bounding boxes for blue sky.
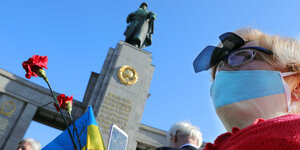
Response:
[1,0,300,148]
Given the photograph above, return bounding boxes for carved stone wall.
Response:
[85,41,155,150]
[0,41,165,150]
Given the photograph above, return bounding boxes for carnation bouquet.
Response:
[22,55,81,150]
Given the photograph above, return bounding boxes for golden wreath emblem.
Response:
[0,100,16,117]
[118,65,138,85]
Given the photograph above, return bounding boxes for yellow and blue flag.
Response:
[43,106,106,150]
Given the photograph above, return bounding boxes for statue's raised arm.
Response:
[124,2,157,49]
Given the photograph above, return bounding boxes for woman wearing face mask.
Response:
[193,28,300,150]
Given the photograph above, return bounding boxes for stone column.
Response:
[0,94,38,150]
[85,41,154,150]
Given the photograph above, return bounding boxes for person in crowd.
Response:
[156,121,202,150]
[17,138,41,150]
[193,28,300,149]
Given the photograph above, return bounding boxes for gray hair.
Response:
[18,138,41,150]
[167,121,202,148]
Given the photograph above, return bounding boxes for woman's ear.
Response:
[292,88,300,101]
[284,73,300,113]
[285,74,300,113]
[284,74,300,101]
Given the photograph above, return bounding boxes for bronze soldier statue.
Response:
[124,2,157,49]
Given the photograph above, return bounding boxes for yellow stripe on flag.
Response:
[83,125,106,150]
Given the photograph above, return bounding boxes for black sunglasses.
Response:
[193,32,273,73]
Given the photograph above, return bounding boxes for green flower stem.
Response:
[44,79,78,150]
[68,112,82,149]
[37,69,48,82]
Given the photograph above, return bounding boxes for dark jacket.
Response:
[156,145,199,150]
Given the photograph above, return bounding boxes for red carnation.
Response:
[22,55,48,79]
[54,94,73,114]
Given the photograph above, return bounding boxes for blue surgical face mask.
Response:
[210,70,295,130]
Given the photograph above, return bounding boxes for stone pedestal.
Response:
[84,41,154,150]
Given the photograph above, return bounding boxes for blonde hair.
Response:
[211,28,300,113]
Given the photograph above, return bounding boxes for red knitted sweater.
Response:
[204,114,300,150]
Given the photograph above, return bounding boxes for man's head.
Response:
[167,121,202,149]
[17,138,41,150]
[140,2,148,9]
